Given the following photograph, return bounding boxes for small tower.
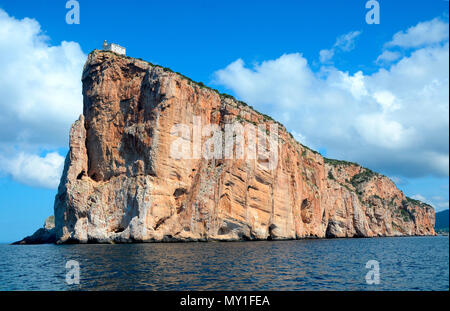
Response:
[102,40,126,56]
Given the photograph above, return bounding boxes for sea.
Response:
[0,236,448,291]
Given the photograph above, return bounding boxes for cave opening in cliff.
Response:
[268,224,277,241]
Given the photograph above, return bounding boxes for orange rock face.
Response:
[54,51,435,243]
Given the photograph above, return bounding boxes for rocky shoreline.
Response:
[12,216,56,245]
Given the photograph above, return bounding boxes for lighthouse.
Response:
[102,40,126,56]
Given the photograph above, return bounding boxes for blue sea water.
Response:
[0,236,448,291]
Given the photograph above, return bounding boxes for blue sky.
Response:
[0,0,448,242]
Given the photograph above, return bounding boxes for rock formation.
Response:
[50,50,435,244]
[13,216,56,244]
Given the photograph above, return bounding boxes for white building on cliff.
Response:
[102,40,126,56]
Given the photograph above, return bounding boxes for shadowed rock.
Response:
[12,216,56,245]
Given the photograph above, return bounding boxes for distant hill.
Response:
[435,209,449,232]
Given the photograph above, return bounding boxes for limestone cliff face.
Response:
[53,51,435,243]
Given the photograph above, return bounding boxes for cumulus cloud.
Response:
[319,31,362,63]
[0,152,65,189]
[386,18,449,48]
[215,19,449,178]
[0,9,86,188]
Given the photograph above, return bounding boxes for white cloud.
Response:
[376,50,402,64]
[214,19,449,178]
[436,202,449,209]
[355,114,415,150]
[411,194,449,211]
[319,49,334,63]
[0,9,86,188]
[373,91,401,112]
[215,54,315,110]
[386,18,449,48]
[335,31,362,51]
[411,194,428,202]
[388,176,405,186]
[332,70,368,99]
[319,31,362,63]
[0,152,65,189]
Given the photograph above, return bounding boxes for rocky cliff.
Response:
[13,216,56,245]
[52,50,435,244]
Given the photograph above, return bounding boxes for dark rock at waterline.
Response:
[12,216,56,245]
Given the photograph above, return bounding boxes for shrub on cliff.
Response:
[350,169,377,187]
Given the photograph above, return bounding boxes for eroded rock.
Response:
[49,50,435,244]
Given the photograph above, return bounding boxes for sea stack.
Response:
[52,50,435,244]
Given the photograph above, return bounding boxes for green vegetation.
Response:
[340,183,354,193]
[350,169,377,187]
[220,93,235,101]
[371,194,382,201]
[388,197,398,207]
[323,157,358,167]
[300,143,320,155]
[328,170,335,180]
[404,196,433,209]
[399,208,413,222]
[262,113,275,122]
[394,202,414,222]
[391,221,402,231]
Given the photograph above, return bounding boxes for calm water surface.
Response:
[0,236,448,290]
